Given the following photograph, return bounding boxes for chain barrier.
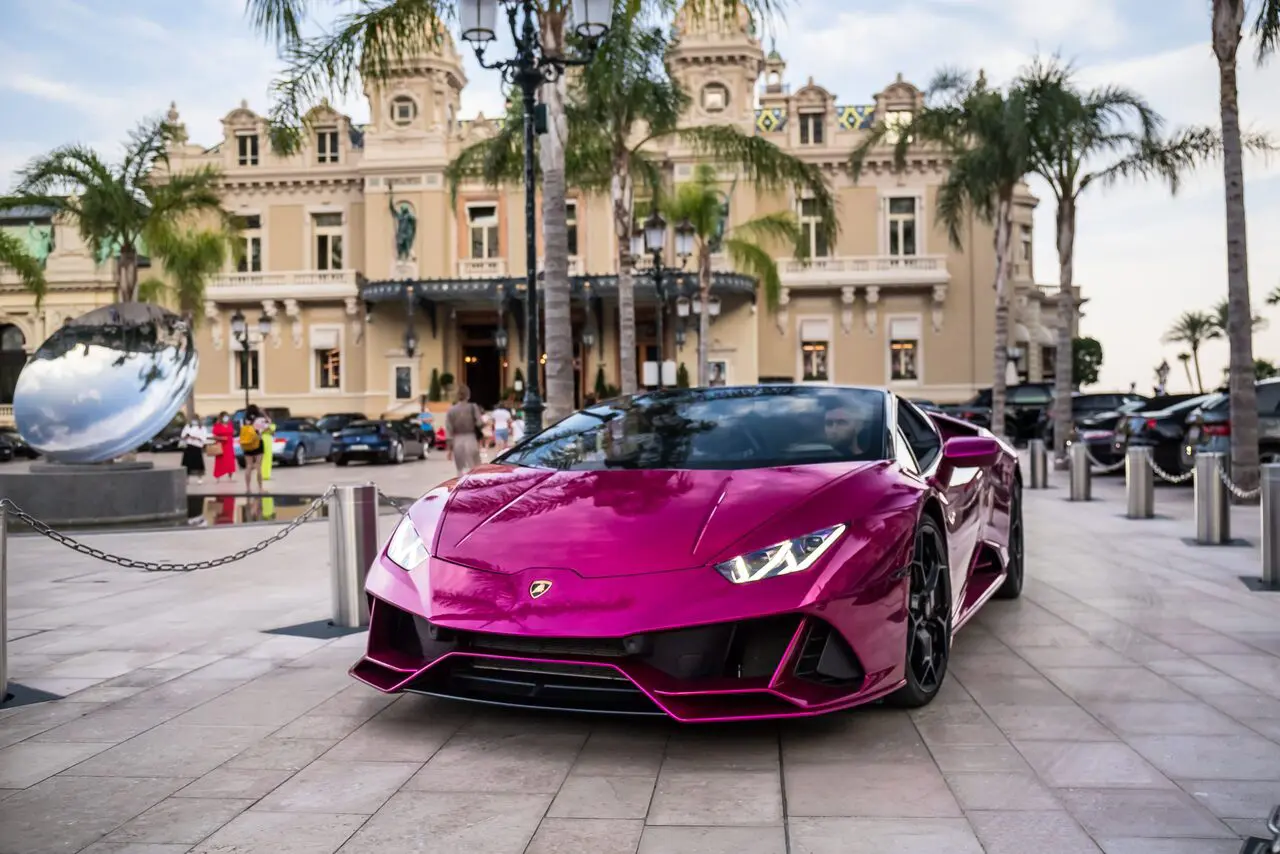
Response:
[1081,444,1128,474]
[1217,459,1262,501]
[0,484,415,574]
[1147,451,1195,485]
[0,487,337,573]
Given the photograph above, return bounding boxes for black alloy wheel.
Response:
[888,515,951,708]
[995,484,1024,600]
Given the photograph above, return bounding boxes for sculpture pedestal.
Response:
[0,460,186,528]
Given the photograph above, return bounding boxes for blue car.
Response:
[236,417,335,467]
[332,419,430,466]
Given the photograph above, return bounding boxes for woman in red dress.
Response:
[211,412,237,482]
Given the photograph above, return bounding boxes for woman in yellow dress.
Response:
[259,417,276,486]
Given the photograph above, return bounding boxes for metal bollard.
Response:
[1,506,7,704]
[1068,441,1091,501]
[1194,452,1231,545]
[330,484,379,628]
[1028,438,1049,489]
[1125,447,1154,519]
[1261,465,1280,589]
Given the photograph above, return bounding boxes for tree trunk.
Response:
[697,246,711,386]
[1181,359,1194,390]
[612,154,637,395]
[1192,346,1205,393]
[117,245,139,303]
[1051,197,1076,461]
[1214,0,1260,495]
[539,12,574,424]
[990,191,1013,442]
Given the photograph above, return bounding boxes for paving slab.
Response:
[1,455,1277,853]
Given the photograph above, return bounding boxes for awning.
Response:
[1014,323,1030,343]
[1038,326,1056,345]
[361,271,760,306]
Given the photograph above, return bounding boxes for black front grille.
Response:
[793,620,865,688]
[410,657,663,715]
[463,634,629,658]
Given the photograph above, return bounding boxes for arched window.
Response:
[1,324,25,351]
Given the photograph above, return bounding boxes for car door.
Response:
[898,400,982,620]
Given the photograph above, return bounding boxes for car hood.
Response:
[431,462,879,578]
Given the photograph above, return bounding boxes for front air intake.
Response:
[793,620,865,687]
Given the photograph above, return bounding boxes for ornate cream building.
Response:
[0,9,1078,423]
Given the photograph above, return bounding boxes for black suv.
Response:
[941,383,1054,445]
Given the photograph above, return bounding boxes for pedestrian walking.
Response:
[211,412,237,482]
[179,414,209,482]
[258,411,276,486]
[492,402,512,451]
[445,384,483,475]
[239,405,267,493]
[511,411,526,445]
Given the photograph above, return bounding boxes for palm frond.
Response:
[445,122,527,207]
[1163,310,1216,346]
[730,210,801,250]
[674,124,836,245]
[245,0,312,45]
[265,0,451,143]
[724,235,784,310]
[1254,0,1280,63]
[0,230,47,307]
[1268,284,1280,306]
[1093,125,1276,193]
[137,276,171,304]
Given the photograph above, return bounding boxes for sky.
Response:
[2,0,1278,393]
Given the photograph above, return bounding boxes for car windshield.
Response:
[341,421,384,436]
[497,386,888,471]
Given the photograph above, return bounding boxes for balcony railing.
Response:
[458,258,507,278]
[780,254,950,287]
[207,269,359,300]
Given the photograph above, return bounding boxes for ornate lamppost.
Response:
[459,0,612,434]
[229,308,272,412]
[630,213,693,389]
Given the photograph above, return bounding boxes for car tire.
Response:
[994,483,1024,600]
[335,455,348,467]
[886,514,951,709]
[389,442,404,465]
[293,446,307,467]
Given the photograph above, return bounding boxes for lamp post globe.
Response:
[256,313,272,338]
[570,0,614,39]
[459,0,498,44]
[643,212,667,255]
[674,219,695,260]
[230,309,246,339]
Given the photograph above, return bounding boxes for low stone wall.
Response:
[0,460,185,527]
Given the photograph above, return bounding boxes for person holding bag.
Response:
[211,412,237,482]
[180,414,209,483]
[445,385,483,475]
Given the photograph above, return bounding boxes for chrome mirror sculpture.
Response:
[13,302,198,463]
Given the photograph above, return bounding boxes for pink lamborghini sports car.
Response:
[351,385,1024,722]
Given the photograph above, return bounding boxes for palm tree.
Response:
[446,5,833,395]
[1209,296,1266,338]
[662,164,801,383]
[138,227,233,416]
[1017,57,1239,464]
[1164,311,1217,392]
[1210,0,1280,493]
[1177,352,1195,390]
[851,70,1034,441]
[245,0,787,423]
[1266,283,1280,306]
[0,231,47,306]
[0,117,226,304]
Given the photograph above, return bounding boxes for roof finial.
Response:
[167,101,179,122]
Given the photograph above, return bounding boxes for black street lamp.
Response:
[460,0,612,434]
[229,308,271,411]
[637,212,692,390]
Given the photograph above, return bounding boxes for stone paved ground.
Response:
[1,460,1278,854]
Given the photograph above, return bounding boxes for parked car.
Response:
[0,425,39,459]
[315,412,368,439]
[1112,393,1215,477]
[394,413,444,449]
[332,419,430,465]
[1183,377,1280,468]
[939,382,1053,445]
[141,413,185,452]
[267,418,335,466]
[1038,392,1150,463]
[0,434,16,462]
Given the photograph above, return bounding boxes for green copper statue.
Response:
[388,182,416,262]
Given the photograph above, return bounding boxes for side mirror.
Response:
[933,435,1001,486]
[942,435,1001,469]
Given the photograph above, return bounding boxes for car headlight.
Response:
[386,515,429,570]
[715,524,846,584]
